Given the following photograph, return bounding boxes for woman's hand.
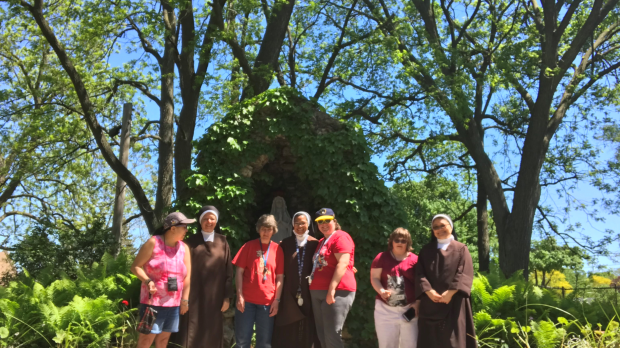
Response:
[440,290,457,304]
[269,300,279,317]
[426,289,442,302]
[326,289,336,305]
[180,300,189,315]
[236,294,245,313]
[221,298,230,312]
[148,281,157,295]
[379,288,391,301]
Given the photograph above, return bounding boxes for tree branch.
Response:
[314,0,359,99]
[453,204,476,222]
[126,16,163,64]
[111,79,162,106]
[0,211,40,223]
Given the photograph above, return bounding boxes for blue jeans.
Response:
[234,301,274,348]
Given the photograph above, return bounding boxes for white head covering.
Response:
[199,210,219,225]
[292,211,311,247]
[292,212,311,227]
[431,214,453,229]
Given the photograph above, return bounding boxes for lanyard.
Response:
[163,235,177,280]
[296,243,306,291]
[259,240,271,281]
[308,232,335,284]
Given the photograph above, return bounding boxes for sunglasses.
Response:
[393,238,407,244]
[317,219,333,225]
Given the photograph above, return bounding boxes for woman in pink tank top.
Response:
[131,212,194,348]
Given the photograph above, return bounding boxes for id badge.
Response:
[167,276,178,292]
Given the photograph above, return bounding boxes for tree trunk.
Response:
[174,0,225,203]
[241,0,295,99]
[542,270,546,287]
[154,5,177,225]
[476,174,490,272]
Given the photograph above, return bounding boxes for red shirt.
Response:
[309,231,356,292]
[371,251,418,306]
[232,239,284,305]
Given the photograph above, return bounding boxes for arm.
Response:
[235,267,245,313]
[326,252,350,305]
[370,268,390,300]
[222,240,233,312]
[269,274,284,316]
[181,244,191,314]
[130,237,157,294]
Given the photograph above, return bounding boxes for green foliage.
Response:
[529,237,586,287]
[7,218,133,283]
[0,253,140,347]
[390,176,497,267]
[472,265,620,348]
[186,87,407,345]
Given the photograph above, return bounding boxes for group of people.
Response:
[131,205,476,348]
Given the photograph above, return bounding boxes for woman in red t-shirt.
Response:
[308,208,356,348]
[370,227,419,348]
[232,214,284,348]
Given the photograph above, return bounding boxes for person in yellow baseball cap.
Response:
[308,208,356,348]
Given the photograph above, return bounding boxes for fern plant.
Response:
[0,252,140,347]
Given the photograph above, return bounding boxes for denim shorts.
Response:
[138,304,180,334]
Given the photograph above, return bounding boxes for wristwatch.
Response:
[144,278,153,285]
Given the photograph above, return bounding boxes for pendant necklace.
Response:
[259,240,271,282]
[296,242,306,306]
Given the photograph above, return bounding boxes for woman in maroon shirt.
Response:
[370,227,418,348]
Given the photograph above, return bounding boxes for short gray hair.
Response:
[256,214,278,234]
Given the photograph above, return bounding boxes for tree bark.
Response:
[476,174,490,273]
[241,0,296,99]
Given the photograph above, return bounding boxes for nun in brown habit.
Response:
[171,205,233,348]
[272,211,322,348]
[415,214,477,348]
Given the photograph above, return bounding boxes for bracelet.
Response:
[275,298,281,302]
[144,278,153,285]
[181,299,189,303]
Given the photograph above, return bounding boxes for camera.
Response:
[167,277,178,292]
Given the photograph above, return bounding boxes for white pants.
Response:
[374,299,418,348]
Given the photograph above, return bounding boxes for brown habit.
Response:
[415,240,477,348]
[272,235,322,348]
[171,232,233,348]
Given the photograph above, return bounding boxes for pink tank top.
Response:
[140,235,187,307]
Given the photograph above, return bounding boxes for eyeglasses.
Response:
[432,223,449,231]
[317,219,333,225]
[293,222,308,226]
[393,238,407,244]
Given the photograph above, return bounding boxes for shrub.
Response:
[0,252,140,347]
[473,263,620,348]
